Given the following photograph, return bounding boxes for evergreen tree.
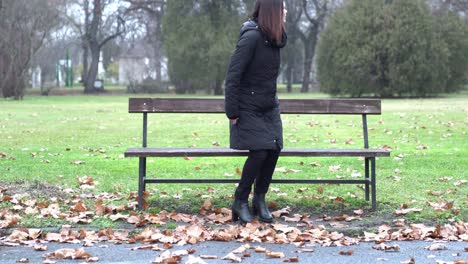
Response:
[162,0,241,94]
[317,0,468,97]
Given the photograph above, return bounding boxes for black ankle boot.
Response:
[253,193,273,223]
[232,199,253,224]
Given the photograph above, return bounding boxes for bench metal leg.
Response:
[138,157,147,210]
[365,158,370,201]
[371,157,377,211]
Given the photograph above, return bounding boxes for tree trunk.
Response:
[300,30,319,93]
[301,42,312,93]
[85,47,100,93]
[214,78,223,95]
[286,55,294,93]
[81,43,89,87]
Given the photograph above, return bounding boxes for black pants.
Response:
[235,149,280,202]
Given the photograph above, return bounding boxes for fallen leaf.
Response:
[266,252,285,258]
[328,165,341,172]
[254,246,267,253]
[199,255,218,259]
[221,252,242,263]
[400,257,415,264]
[186,255,208,264]
[395,208,422,216]
[438,177,453,182]
[454,180,467,186]
[353,209,363,216]
[16,258,29,263]
[425,243,448,251]
[372,243,400,252]
[339,249,354,255]
[34,245,48,251]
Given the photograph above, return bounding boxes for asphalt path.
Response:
[1,241,467,264]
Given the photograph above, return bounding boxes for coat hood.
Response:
[240,19,287,49]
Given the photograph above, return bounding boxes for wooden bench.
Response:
[125,98,391,211]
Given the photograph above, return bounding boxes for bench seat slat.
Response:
[125,147,390,157]
[145,179,371,184]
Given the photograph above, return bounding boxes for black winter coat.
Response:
[225,19,287,150]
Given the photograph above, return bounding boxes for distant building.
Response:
[118,42,168,85]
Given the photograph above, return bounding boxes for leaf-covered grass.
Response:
[0,93,466,226]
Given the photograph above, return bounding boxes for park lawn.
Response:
[0,93,466,228]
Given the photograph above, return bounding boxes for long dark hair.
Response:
[251,0,285,45]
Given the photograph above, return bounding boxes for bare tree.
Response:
[64,0,126,93]
[125,0,165,86]
[284,1,303,93]
[297,0,329,93]
[84,0,126,93]
[0,0,61,99]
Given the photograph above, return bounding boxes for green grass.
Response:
[0,92,467,228]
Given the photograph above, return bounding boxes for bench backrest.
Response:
[129,98,381,115]
[129,98,382,149]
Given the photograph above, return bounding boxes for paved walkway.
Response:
[1,241,466,263]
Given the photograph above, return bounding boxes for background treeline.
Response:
[0,0,467,99]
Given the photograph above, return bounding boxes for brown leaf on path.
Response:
[199,255,218,259]
[266,252,285,258]
[254,246,267,253]
[186,255,208,264]
[339,249,354,255]
[42,248,94,260]
[16,258,29,263]
[372,243,400,252]
[221,252,242,263]
[425,243,448,251]
[34,245,48,251]
[232,244,251,254]
[400,257,415,264]
[284,257,299,263]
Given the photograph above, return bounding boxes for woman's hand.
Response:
[230,118,239,125]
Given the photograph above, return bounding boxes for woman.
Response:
[225,0,287,224]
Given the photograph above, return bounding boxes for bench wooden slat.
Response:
[129,98,382,115]
[125,147,390,158]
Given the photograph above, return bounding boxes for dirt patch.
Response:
[0,180,70,201]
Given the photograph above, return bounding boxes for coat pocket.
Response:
[229,122,240,149]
